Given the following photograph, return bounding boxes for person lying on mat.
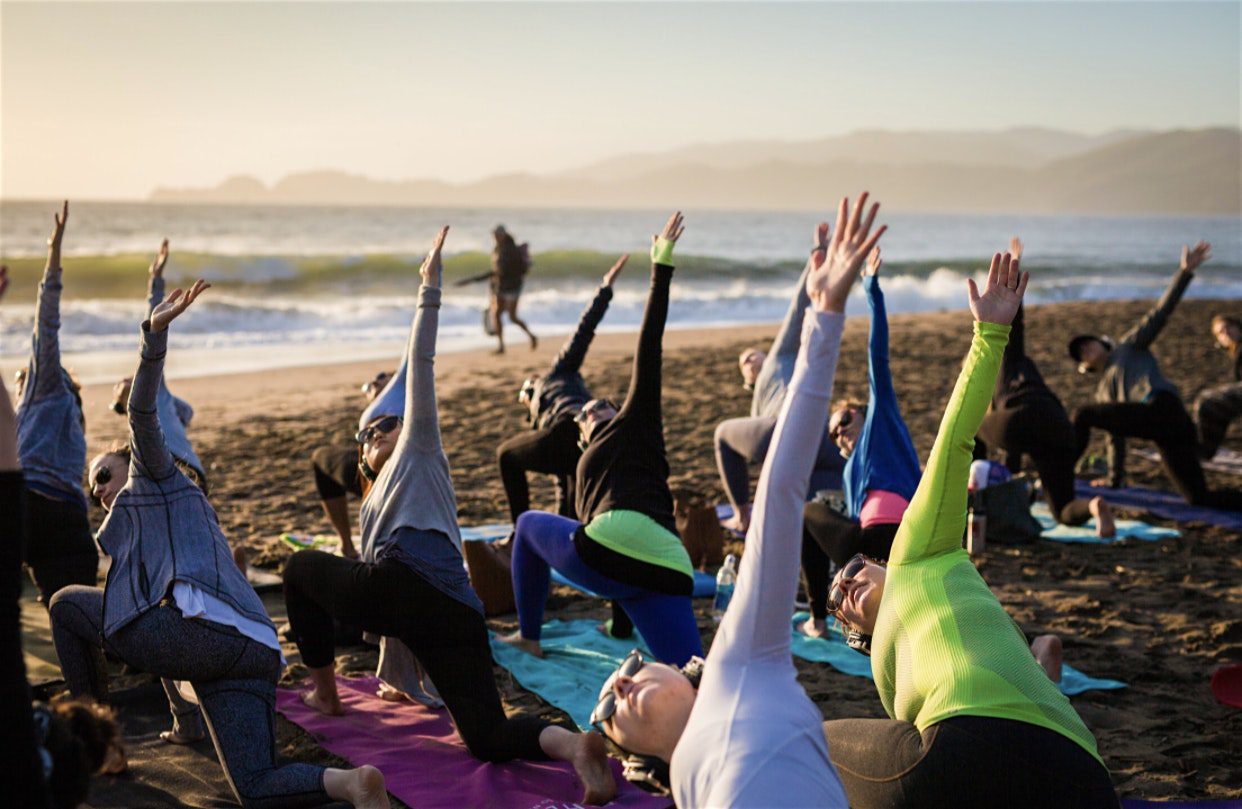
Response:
[823,252,1119,808]
[1070,241,1242,511]
[716,221,846,534]
[107,239,206,491]
[974,236,1115,537]
[49,280,390,808]
[1193,313,1242,460]
[498,213,705,669]
[14,201,98,607]
[588,193,884,806]
[498,253,628,524]
[799,244,920,639]
[281,227,616,805]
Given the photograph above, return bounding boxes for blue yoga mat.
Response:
[1075,480,1242,532]
[459,523,511,542]
[790,613,1126,696]
[490,619,651,731]
[1031,503,1180,545]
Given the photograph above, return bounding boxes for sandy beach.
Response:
[37,295,1242,803]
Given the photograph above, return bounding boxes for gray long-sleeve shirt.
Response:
[146,275,204,478]
[750,258,814,420]
[672,311,849,809]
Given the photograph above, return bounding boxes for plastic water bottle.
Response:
[967,491,987,555]
[712,554,738,622]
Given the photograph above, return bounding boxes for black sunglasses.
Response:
[575,399,618,424]
[590,649,646,730]
[361,373,391,396]
[93,465,113,487]
[829,408,854,440]
[355,415,401,445]
[826,553,868,614]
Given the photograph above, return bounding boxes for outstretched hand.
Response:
[968,252,1028,325]
[46,200,69,268]
[151,239,170,278]
[603,253,629,287]
[650,211,685,265]
[806,192,886,313]
[865,246,882,277]
[1181,240,1211,274]
[420,226,450,288]
[1009,236,1024,261]
[150,279,211,332]
[0,265,8,302]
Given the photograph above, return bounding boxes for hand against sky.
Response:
[420,226,449,288]
[151,279,211,332]
[603,253,629,287]
[806,192,886,313]
[1181,240,1211,274]
[151,238,170,278]
[968,252,1028,325]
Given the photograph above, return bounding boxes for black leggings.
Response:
[1074,392,1242,511]
[496,418,580,523]
[311,446,362,500]
[24,491,97,604]
[824,715,1119,809]
[283,550,550,763]
[978,396,1091,526]
[802,502,899,621]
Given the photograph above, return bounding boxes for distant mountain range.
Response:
[149,127,1242,214]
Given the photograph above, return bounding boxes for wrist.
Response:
[651,237,676,266]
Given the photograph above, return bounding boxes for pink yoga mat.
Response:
[277,676,670,809]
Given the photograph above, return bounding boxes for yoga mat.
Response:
[715,503,746,538]
[1031,502,1180,545]
[460,522,512,542]
[1122,801,1242,808]
[550,568,717,600]
[1137,446,1242,478]
[1211,664,1242,709]
[277,675,669,809]
[490,619,653,731]
[789,613,1126,696]
[1075,480,1242,532]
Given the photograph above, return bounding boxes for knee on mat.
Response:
[48,585,92,622]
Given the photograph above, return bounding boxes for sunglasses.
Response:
[361,373,391,396]
[93,465,113,487]
[518,377,537,405]
[575,399,617,425]
[355,415,401,445]
[826,553,868,614]
[829,409,854,441]
[589,649,646,730]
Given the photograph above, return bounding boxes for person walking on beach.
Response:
[1070,241,1242,510]
[281,227,616,806]
[1193,314,1242,459]
[459,225,537,353]
[14,201,98,606]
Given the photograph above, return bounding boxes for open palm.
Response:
[968,252,1027,325]
[807,192,886,312]
[151,279,211,332]
[420,226,450,288]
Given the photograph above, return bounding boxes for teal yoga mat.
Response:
[1031,502,1179,545]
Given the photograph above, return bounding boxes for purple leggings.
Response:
[511,511,703,666]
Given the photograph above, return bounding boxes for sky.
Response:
[2,1,1239,200]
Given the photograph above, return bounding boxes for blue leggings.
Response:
[511,511,703,666]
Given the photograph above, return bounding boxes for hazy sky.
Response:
[3,1,1239,200]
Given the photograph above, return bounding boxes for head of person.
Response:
[492,225,509,246]
[737,348,765,390]
[575,398,618,447]
[88,440,131,511]
[14,367,27,399]
[37,695,122,809]
[360,370,393,403]
[1212,315,1241,353]
[591,651,705,792]
[1067,335,1114,374]
[356,413,402,481]
[110,376,133,415]
[518,374,541,408]
[828,400,867,457]
[827,553,888,655]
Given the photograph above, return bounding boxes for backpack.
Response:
[976,476,1043,546]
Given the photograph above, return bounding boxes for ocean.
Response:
[1,200,1239,383]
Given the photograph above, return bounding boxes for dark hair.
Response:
[1213,315,1241,355]
[605,656,706,796]
[40,695,120,809]
[1067,334,1113,362]
[86,440,207,505]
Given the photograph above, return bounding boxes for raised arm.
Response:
[26,202,70,405]
[130,280,211,481]
[716,194,885,664]
[146,239,170,317]
[1005,237,1027,360]
[770,223,827,362]
[863,248,897,407]
[0,268,17,471]
[889,253,1025,565]
[549,254,626,377]
[617,213,683,421]
[1122,242,1208,349]
[398,227,449,455]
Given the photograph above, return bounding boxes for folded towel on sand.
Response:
[1075,481,1242,531]
[789,613,1126,696]
[277,674,668,809]
[1031,502,1180,544]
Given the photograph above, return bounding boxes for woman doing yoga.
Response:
[498,213,704,668]
[281,227,615,805]
[589,193,885,807]
[1193,313,1242,459]
[48,280,388,808]
[823,252,1118,808]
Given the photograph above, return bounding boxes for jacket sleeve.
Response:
[128,324,177,481]
[888,322,1009,565]
[147,274,165,318]
[770,258,814,362]
[617,264,673,428]
[173,395,194,428]
[865,274,896,410]
[398,285,443,455]
[550,285,613,377]
[26,267,67,405]
[1120,268,1193,350]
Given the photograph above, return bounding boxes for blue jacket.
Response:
[147,275,204,479]
[843,275,921,519]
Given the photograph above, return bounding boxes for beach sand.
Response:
[44,296,1242,803]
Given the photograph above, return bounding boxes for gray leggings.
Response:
[714,415,845,513]
[1194,381,1242,459]
[49,585,329,809]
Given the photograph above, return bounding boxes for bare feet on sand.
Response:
[571,732,617,805]
[796,616,829,639]
[377,681,444,709]
[325,764,390,809]
[1089,497,1116,538]
[301,686,344,716]
[160,728,205,745]
[1030,634,1063,683]
[497,629,544,658]
[722,508,750,536]
[101,742,129,775]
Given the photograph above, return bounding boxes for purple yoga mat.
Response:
[277,676,670,809]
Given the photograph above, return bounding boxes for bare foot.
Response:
[796,616,829,639]
[529,334,538,350]
[301,686,345,716]
[160,728,205,745]
[1089,497,1116,539]
[496,629,544,658]
[1030,634,1063,683]
[721,511,749,536]
[326,764,390,809]
[571,732,617,806]
[376,683,407,703]
[101,742,129,775]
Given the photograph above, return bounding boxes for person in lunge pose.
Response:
[1194,314,1242,459]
